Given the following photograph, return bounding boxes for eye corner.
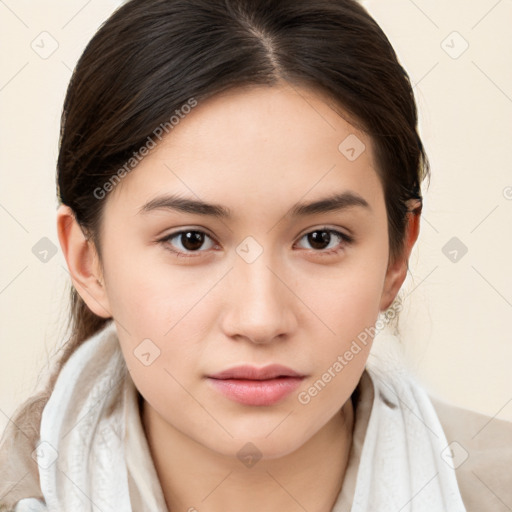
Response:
[295,227,353,256]
[158,228,219,258]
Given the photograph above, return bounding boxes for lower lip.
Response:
[207,377,304,406]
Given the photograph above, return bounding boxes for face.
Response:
[80,83,400,459]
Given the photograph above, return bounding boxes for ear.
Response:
[379,199,422,311]
[56,204,112,318]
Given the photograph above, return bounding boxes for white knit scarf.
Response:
[15,321,466,512]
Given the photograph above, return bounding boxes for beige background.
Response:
[1,0,511,440]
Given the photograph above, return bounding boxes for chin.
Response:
[201,424,312,463]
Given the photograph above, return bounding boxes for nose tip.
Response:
[220,261,297,345]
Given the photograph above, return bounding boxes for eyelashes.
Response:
[158,227,353,259]
[295,229,353,254]
[161,230,218,257]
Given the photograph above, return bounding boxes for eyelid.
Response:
[296,225,353,242]
[159,226,218,243]
[159,228,219,257]
[159,225,353,258]
[294,227,353,253]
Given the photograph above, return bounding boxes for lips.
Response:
[207,364,304,381]
[206,364,306,406]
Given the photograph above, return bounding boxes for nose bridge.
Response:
[221,248,297,343]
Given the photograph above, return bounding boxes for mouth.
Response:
[206,364,306,406]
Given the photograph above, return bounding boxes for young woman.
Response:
[1,0,510,511]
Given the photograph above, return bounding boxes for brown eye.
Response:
[162,230,216,255]
[296,229,352,253]
[307,230,332,250]
[180,231,206,251]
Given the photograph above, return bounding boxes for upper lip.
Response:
[207,364,305,380]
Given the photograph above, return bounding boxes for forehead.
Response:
[106,83,384,219]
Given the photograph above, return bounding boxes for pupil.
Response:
[308,230,330,250]
[182,231,204,250]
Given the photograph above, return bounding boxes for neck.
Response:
[142,397,354,512]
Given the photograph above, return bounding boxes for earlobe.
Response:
[379,200,422,311]
[56,204,112,319]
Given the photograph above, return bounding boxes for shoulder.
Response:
[430,395,512,512]
[0,405,45,510]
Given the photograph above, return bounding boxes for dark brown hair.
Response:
[1,0,429,490]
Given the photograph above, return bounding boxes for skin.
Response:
[57,82,420,512]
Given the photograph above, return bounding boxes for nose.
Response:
[220,255,298,345]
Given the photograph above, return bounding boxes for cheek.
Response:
[300,247,388,340]
[293,277,383,432]
[102,238,219,334]
[106,263,222,410]
[115,318,201,422]
[301,277,380,385]
[295,240,389,390]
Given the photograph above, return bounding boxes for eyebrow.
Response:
[290,191,370,216]
[138,191,371,218]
